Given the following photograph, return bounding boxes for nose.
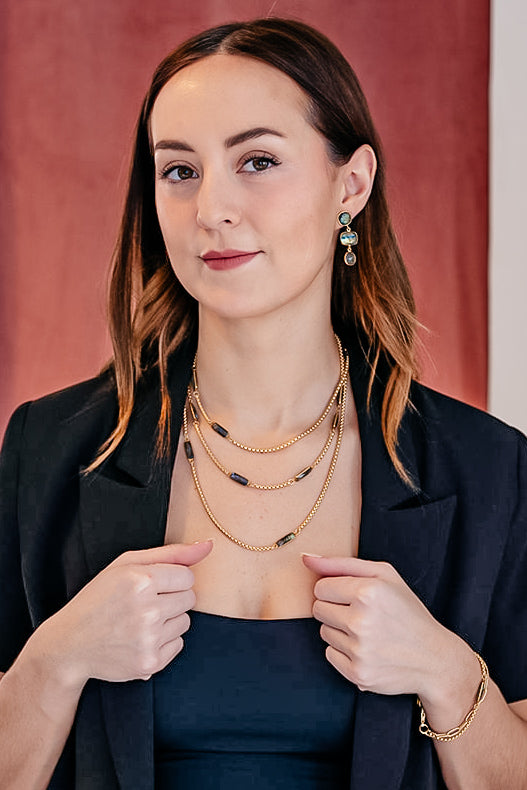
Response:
[195,168,241,230]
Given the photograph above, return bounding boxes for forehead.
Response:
[150,54,311,143]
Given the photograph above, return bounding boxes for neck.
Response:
[194,310,342,444]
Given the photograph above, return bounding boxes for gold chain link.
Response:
[191,335,345,453]
[187,382,344,490]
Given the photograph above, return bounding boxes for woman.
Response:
[0,17,526,790]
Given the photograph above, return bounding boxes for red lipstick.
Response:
[201,249,259,271]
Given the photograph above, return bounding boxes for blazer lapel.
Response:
[347,341,457,789]
[78,465,167,790]
[77,338,195,790]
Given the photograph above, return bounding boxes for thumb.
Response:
[301,553,383,577]
[113,540,213,568]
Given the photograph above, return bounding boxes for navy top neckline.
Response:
[190,608,315,623]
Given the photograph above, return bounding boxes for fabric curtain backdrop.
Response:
[0,0,489,436]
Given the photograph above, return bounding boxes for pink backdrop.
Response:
[0,0,489,436]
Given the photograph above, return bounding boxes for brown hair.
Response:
[92,18,419,483]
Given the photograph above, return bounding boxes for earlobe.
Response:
[340,144,377,215]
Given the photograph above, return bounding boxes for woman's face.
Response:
[150,54,346,322]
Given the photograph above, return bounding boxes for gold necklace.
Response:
[182,349,349,551]
[190,334,345,454]
[187,391,341,490]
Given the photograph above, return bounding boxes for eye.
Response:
[160,164,198,182]
[239,154,280,174]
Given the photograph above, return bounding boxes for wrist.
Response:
[21,618,88,705]
[418,653,488,741]
[416,630,481,732]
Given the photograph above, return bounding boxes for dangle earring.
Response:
[337,211,358,266]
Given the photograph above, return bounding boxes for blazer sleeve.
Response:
[0,403,33,672]
[482,429,527,703]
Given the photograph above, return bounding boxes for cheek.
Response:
[278,197,337,274]
[155,183,197,245]
[275,171,338,240]
[262,192,320,261]
[155,195,180,248]
[154,199,196,292]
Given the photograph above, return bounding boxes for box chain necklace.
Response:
[182,336,349,550]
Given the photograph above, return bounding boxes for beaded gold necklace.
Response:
[182,337,349,551]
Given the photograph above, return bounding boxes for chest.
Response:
[165,418,361,619]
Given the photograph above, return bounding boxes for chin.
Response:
[197,292,293,323]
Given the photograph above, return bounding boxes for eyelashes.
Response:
[157,152,281,182]
[159,164,197,182]
[238,153,281,173]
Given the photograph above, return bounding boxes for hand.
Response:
[302,554,471,703]
[34,541,213,690]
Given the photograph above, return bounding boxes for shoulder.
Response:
[23,368,116,425]
[399,381,527,508]
[2,369,118,471]
[408,380,526,456]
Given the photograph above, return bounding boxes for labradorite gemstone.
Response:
[276,532,296,547]
[212,422,229,438]
[340,230,358,246]
[189,401,199,422]
[184,440,194,460]
[338,211,351,226]
[294,466,313,482]
[344,251,357,266]
[230,472,249,486]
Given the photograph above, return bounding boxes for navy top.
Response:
[153,610,358,788]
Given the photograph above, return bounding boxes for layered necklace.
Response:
[182,336,349,551]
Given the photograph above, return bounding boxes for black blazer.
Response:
[1,334,527,790]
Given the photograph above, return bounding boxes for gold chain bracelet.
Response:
[417,653,489,742]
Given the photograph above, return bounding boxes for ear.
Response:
[338,144,377,218]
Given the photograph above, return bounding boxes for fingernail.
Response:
[301,552,323,558]
[193,539,214,545]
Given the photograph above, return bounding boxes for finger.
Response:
[302,554,389,578]
[146,563,196,593]
[312,598,353,631]
[314,575,360,604]
[325,645,356,685]
[156,636,185,671]
[160,612,191,645]
[141,636,186,679]
[320,623,356,657]
[113,540,213,569]
[154,589,196,622]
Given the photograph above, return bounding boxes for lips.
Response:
[201,249,260,271]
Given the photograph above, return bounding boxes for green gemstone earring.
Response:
[337,211,358,266]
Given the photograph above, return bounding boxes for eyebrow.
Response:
[153,126,285,153]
